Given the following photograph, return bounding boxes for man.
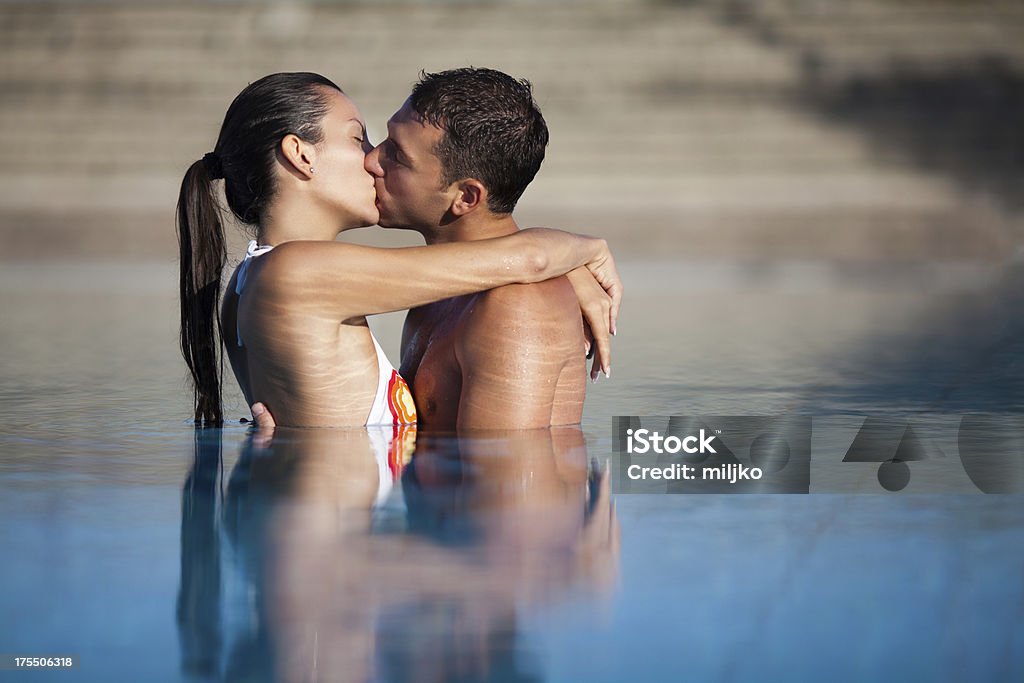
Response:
[371,68,616,429]
[253,67,616,431]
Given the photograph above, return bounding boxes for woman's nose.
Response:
[364,144,384,177]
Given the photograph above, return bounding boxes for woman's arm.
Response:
[566,266,616,380]
[256,228,621,323]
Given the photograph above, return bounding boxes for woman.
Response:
[178,72,620,428]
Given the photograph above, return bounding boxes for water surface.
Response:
[1,259,1021,681]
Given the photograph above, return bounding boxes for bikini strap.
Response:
[235,240,276,346]
[235,240,275,295]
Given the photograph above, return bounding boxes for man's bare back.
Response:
[401,275,586,430]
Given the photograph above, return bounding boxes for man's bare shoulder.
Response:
[457,276,582,360]
[453,276,586,430]
[467,276,579,324]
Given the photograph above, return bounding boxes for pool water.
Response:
[1,259,1022,681]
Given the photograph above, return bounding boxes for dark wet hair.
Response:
[176,72,342,425]
[409,67,549,214]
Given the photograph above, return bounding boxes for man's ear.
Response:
[449,179,488,217]
[279,134,316,180]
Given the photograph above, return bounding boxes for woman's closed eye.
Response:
[350,123,368,146]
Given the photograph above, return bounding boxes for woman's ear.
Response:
[449,179,487,216]
[279,134,316,179]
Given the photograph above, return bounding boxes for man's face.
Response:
[364,100,453,230]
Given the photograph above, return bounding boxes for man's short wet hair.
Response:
[409,67,549,214]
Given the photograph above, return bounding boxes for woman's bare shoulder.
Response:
[255,240,360,286]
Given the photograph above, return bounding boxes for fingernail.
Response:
[604,367,611,379]
[252,403,265,417]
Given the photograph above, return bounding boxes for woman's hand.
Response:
[520,229,622,337]
[521,229,622,381]
[249,402,277,448]
[581,238,621,337]
[566,267,614,381]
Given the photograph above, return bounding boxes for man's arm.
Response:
[455,279,585,430]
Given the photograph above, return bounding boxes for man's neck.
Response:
[420,213,519,245]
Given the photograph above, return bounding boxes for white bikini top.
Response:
[234,240,275,346]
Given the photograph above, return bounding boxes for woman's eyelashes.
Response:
[349,124,368,145]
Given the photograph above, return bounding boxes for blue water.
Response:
[1,260,1022,681]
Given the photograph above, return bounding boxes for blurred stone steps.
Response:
[715,0,1024,74]
[738,0,1024,22]
[3,197,1011,263]
[1,0,1021,261]
[0,169,975,216]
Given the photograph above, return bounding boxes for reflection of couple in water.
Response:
[176,68,621,680]
[178,427,618,681]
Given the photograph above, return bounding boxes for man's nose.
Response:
[364,144,384,177]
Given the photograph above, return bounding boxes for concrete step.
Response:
[0,119,908,176]
[0,168,980,214]
[0,42,798,84]
[4,200,1013,263]
[714,0,1024,72]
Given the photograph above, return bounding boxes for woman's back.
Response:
[222,243,415,427]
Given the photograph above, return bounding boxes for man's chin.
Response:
[376,216,416,231]
[373,203,420,231]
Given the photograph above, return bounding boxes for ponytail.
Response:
[177,158,227,426]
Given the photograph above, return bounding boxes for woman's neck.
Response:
[257,193,340,246]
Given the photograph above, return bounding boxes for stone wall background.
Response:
[1,0,1021,262]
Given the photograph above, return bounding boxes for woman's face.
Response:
[312,90,379,229]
